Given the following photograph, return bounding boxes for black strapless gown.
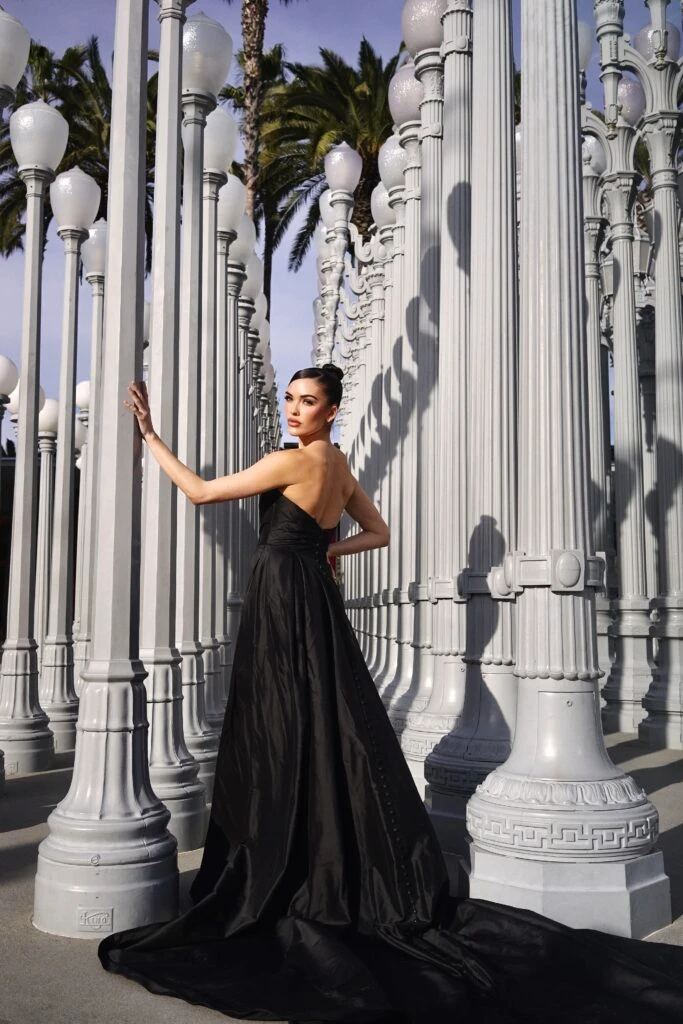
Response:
[99,489,683,1022]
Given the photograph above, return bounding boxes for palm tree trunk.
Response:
[241,0,269,218]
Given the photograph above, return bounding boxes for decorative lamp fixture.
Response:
[75,380,90,412]
[388,61,423,126]
[583,135,607,176]
[0,9,31,95]
[50,166,101,230]
[577,21,595,71]
[314,222,331,257]
[378,134,408,190]
[81,218,107,277]
[38,397,60,434]
[617,75,647,127]
[242,253,264,300]
[401,0,447,56]
[230,213,256,265]
[182,12,233,96]
[252,292,268,331]
[600,254,614,299]
[324,142,363,194]
[9,99,68,171]
[0,355,19,397]
[634,21,681,62]
[204,106,238,173]
[370,182,396,229]
[8,381,46,415]
[218,174,246,234]
[319,190,336,230]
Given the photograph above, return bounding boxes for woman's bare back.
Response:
[280,442,355,530]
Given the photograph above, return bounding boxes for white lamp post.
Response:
[592,1,683,750]
[0,9,30,108]
[374,134,408,699]
[0,98,68,777]
[34,0,178,937]
[233,214,257,601]
[467,0,670,940]
[383,59,423,717]
[138,0,207,853]
[34,398,59,678]
[39,166,100,756]
[201,103,236,734]
[73,218,106,692]
[396,1,446,785]
[217,174,246,688]
[175,10,231,792]
[71,380,90,687]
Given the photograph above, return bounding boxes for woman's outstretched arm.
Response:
[125,381,299,504]
[327,478,390,557]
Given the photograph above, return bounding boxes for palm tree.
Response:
[259,39,402,272]
[0,37,158,270]
[221,0,300,219]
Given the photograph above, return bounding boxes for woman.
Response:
[100,365,683,1023]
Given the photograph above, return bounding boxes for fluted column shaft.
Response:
[601,165,652,731]
[199,170,225,732]
[237,297,255,595]
[0,166,54,776]
[404,44,444,742]
[365,248,387,675]
[636,302,658,602]
[34,0,177,936]
[40,225,87,755]
[73,272,104,692]
[376,185,406,695]
[467,0,669,938]
[426,0,514,838]
[72,411,88,666]
[639,107,683,745]
[35,431,57,672]
[385,118,421,714]
[139,0,207,849]
[176,87,219,791]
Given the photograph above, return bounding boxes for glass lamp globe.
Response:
[204,105,238,173]
[324,142,363,194]
[378,134,407,190]
[577,21,594,71]
[230,214,256,265]
[74,417,87,451]
[388,61,423,126]
[0,9,31,92]
[242,253,264,301]
[75,380,90,412]
[583,134,607,176]
[0,355,19,397]
[182,12,233,96]
[256,321,270,358]
[634,21,681,62]
[371,182,395,229]
[319,190,336,231]
[401,0,447,57]
[8,381,46,415]
[38,397,59,434]
[81,218,107,277]
[618,75,646,127]
[50,166,101,230]
[218,174,246,234]
[252,292,268,331]
[9,99,68,171]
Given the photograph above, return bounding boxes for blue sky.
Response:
[0,0,661,443]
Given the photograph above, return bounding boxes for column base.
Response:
[468,844,671,938]
[41,701,79,755]
[152,776,208,853]
[639,712,683,750]
[34,820,178,938]
[0,723,55,777]
[425,785,470,860]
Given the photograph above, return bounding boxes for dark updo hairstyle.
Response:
[289,363,344,408]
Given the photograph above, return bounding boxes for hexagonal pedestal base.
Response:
[468,845,671,938]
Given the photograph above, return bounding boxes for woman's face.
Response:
[284,378,336,439]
